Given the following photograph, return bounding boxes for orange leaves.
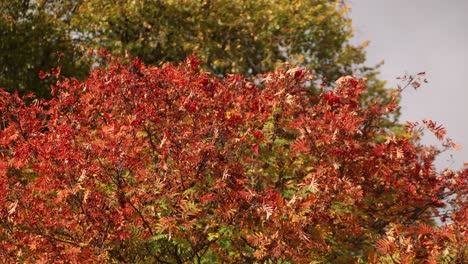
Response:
[373,222,468,263]
[0,160,7,178]
[199,192,216,204]
[376,237,395,255]
[423,119,446,140]
[0,54,465,263]
[246,232,269,248]
[101,124,115,135]
[237,189,254,202]
[417,223,434,236]
[291,138,310,154]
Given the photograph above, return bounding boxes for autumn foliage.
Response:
[0,54,466,263]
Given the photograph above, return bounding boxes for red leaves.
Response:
[291,138,310,154]
[38,70,49,80]
[397,71,428,91]
[411,81,421,89]
[252,144,259,155]
[199,193,216,204]
[0,55,465,263]
[38,66,61,80]
[251,130,264,140]
[323,92,341,105]
[423,119,446,140]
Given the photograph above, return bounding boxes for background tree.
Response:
[1,0,387,105]
[73,0,364,77]
[0,0,88,98]
[0,54,465,263]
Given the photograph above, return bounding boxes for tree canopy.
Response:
[0,0,89,98]
[1,1,464,262]
[0,54,465,263]
[73,0,365,77]
[1,0,380,98]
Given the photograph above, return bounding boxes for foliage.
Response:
[1,0,376,100]
[0,54,465,263]
[0,0,89,98]
[72,0,364,78]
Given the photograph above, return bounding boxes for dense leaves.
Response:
[0,0,89,98]
[72,0,364,78]
[1,0,377,99]
[0,54,466,263]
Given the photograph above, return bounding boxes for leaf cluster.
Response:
[0,54,465,263]
[1,0,373,99]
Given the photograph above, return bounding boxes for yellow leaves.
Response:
[135,130,148,139]
[337,5,350,17]
[142,20,152,30]
[8,132,19,142]
[225,108,241,120]
[335,75,355,86]
[306,176,319,194]
[179,199,200,216]
[396,147,404,159]
[360,40,370,49]
[224,109,235,119]
[316,15,327,23]
[7,200,18,215]
[253,248,266,260]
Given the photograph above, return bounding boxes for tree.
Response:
[73,0,365,78]
[0,54,465,263]
[2,0,382,101]
[0,0,88,98]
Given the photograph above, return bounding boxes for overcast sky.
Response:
[349,0,468,170]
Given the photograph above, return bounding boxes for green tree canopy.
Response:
[0,0,88,98]
[1,0,386,100]
[73,0,365,78]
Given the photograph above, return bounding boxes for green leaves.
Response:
[0,0,90,97]
[1,0,373,97]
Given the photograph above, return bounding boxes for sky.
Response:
[349,0,468,170]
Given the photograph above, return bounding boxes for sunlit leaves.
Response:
[0,54,465,263]
[72,0,362,80]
